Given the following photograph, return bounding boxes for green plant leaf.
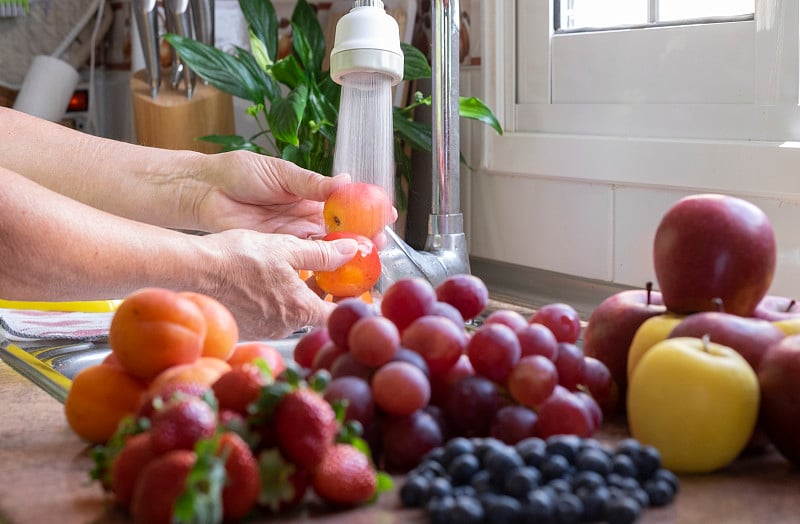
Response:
[318,74,342,108]
[272,54,306,90]
[234,45,281,102]
[307,83,339,135]
[268,84,309,147]
[166,34,260,103]
[393,107,432,152]
[198,134,265,153]
[460,96,504,135]
[239,0,279,62]
[291,0,326,76]
[402,42,432,81]
[249,33,273,71]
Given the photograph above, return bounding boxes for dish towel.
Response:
[0,308,113,341]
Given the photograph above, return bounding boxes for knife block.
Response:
[130,69,235,154]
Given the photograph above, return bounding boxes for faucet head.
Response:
[330,1,404,86]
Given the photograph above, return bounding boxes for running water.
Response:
[333,71,396,213]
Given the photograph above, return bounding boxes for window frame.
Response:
[478,0,800,200]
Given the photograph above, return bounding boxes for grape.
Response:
[348,315,400,368]
[371,361,431,416]
[392,347,431,377]
[428,301,466,328]
[507,355,558,410]
[435,274,489,321]
[576,391,603,433]
[536,386,595,439]
[401,315,468,375]
[554,342,587,391]
[327,298,376,349]
[293,326,330,368]
[311,341,346,371]
[323,376,375,429]
[515,323,558,361]
[329,351,373,381]
[444,375,507,437]
[381,277,437,333]
[467,323,521,384]
[489,405,539,445]
[583,356,619,415]
[383,410,444,471]
[482,309,528,332]
[529,303,582,344]
[430,353,475,407]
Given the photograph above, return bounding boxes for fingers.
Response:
[287,236,359,273]
[278,161,351,202]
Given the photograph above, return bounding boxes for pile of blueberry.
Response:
[399,434,679,524]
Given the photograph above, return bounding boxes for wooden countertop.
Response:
[2,357,800,524]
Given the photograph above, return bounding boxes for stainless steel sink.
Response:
[0,335,303,404]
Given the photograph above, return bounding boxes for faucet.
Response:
[330,0,469,290]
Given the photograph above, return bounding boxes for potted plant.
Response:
[166,0,501,211]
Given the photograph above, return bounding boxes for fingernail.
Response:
[332,238,358,256]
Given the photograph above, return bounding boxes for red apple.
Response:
[757,335,800,467]
[753,295,800,322]
[668,311,785,371]
[582,284,666,408]
[653,194,776,317]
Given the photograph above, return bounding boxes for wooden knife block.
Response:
[130,69,235,153]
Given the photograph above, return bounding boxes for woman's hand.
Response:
[195,228,359,340]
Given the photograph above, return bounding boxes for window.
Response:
[557,0,755,31]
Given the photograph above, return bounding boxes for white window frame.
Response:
[478,0,800,200]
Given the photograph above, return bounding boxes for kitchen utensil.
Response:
[0,0,29,17]
[132,0,161,98]
[164,0,196,99]
[190,0,214,46]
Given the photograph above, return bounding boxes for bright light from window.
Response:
[559,0,754,30]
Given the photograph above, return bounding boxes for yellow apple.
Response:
[773,319,800,336]
[626,313,685,380]
[627,336,760,473]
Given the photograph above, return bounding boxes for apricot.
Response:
[315,232,381,298]
[109,288,207,381]
[180,291,239,360]
[227,341,286,378]
[323,182,393,239]
[64,363,147,444]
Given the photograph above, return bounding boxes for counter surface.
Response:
[2,351,800,523]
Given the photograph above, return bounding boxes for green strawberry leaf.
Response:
[258,448,301,513]
[173,435,226,524]
[89,415,148,487]
[376,472,394,494]
[307,368,331,392]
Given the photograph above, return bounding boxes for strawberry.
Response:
[311,444,377,505]
[273,388,338,469]
[137,381,210,420]
[258,448,311,513]
[216,431,261,521]
[110,432,157,510]
[149,396,217,454]
[130,450,197,524]
[212,364,268,416]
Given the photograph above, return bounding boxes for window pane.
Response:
[658,0,755,22]
[559,0,647,30]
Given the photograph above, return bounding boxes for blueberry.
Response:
[627,486,650,509]
[571,469,606,491]
[540,453,572,481]
[451,495,485,524]
[452,485,478,499]
[615,438,643,457]
[443,437,477,466]
[475,437,509,464]
[546,434,583,463]
[515,437,548,466]
[547,477,572,495]
[577,484,611,522]
[636,445,662,480]
[611,452,639,478]
[449,453,481,486]
[484,445,524,484]
[643,478,676,507]
[470,469,493,494]
[605,495,643,524]
[554,492,584,524]
[654,468,680,494]
[574,447,613,476]
[521,488,557,524]
[414,458,448,480]
[504,466,542,499]
[426,476,454,503]
[422,446,447,465]
[399,474,430,507]
[481,493,523,524]
[427,494,456,524]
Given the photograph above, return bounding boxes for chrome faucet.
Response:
[331,0,469,290]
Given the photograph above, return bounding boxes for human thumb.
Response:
[300,237,359,272]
